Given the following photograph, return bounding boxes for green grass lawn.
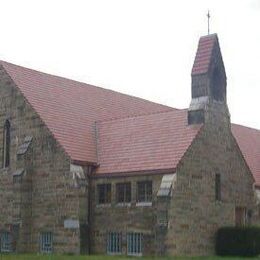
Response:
[0,255,260,260]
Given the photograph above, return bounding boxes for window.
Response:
[211,66,225,101]
[13,169,24,184]
[127,232,142,256]
[235,207,246,226]
[137,181,152,203]
[157,210,168,226]
[2,120,11,168]
[215,174,221,201]
[116,182,131,204]
[97,184,111,204]
[107,232,122,254]
[0,231,12,252]
[40,232,53,254]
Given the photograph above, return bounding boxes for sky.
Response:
[0,0,259,129]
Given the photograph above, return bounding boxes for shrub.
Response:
[215,226,260,256]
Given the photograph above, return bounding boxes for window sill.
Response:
[116,202,131,207]
[136,202,152,207]
[107,252,122,255]
[0,167,9,174]
[96,203,112,208]
[127,253,142,257]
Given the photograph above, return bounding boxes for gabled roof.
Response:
[232,124,260,186]
[0,60,173,164]
[0,60,259,185]
[96,109,202,175]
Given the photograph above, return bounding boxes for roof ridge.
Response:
[95,107,185,124]
[199,33,218,39]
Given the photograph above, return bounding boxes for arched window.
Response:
[3,120,10,168]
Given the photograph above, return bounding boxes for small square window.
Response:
[116,182,131,204]
[137,181,152,203]
[97,184,111,204]
[107,232,122,254]
[40,232,53,254]
[127,232,142,256]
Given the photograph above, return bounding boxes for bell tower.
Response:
[188,34,228,125]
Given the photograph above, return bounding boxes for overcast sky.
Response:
[0,0,259,129]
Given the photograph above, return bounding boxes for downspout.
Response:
[87,166,94,254]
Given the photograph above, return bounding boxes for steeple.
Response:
[188,34,228,125]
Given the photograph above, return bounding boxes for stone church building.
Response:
[0,34,259,256]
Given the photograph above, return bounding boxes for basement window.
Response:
[137,181,152,204]
[97,184,111,204]
[107,232,122,254]
[127,232,143,256]
[0,231,12,252]
[40,232,53,254]
[157,210,168,227]
[116,182,131,204]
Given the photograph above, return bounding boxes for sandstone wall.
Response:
[90,174,164,256]
[0,66,86,254]
[165,101,255,256]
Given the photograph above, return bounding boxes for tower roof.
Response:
[192,34,221,75]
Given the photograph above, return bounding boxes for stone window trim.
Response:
[136,201,152,207]
[136,180,153,203]
[97,183,112,205]
[115,202,131,208]
[106,232,122,255]
[2,119,11,169]
[116,182,131,204]
[96,203,112,208]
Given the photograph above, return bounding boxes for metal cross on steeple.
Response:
[207,10,210,35]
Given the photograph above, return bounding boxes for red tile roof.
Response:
[0,60,174,164]
[0,60,259,185]
[232,124,260,186]
[95,109,202,175]
[191,34,217,75]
